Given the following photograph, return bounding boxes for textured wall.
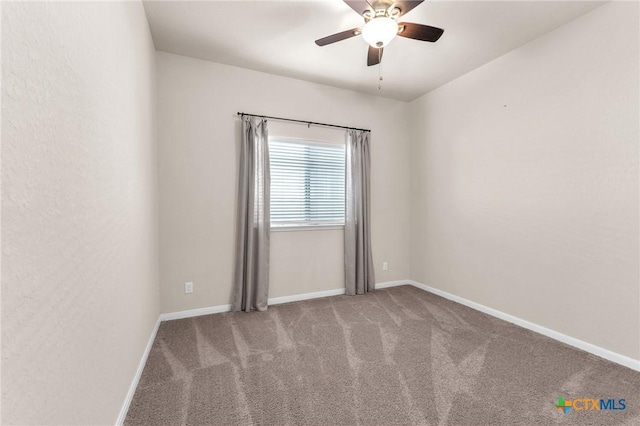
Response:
[156,52,412,314]
[2,1,159,424]
[409,2,639,359]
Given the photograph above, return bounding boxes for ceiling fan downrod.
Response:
[378,48,383,90]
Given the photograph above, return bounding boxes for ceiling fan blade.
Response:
[397,22,444,42]
[367,46,383,66]
[343,0,374,17]
[391,1,424,17]
[315,28,361,46]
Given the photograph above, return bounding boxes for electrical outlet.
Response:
[184,282,193,294]
[383,262,388,271]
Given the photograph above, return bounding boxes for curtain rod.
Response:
[237,112,370,133]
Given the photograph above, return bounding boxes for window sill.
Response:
[271,224,345,232]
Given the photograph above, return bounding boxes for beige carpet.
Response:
[125,285,639,425]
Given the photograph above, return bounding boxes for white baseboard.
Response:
[158,280,408,322]
[375,279,411,289]
[116,317,161,425]
[407,280,640,372]
[159,304,232,322]
[267,280,416,304]
[268,288,345,305]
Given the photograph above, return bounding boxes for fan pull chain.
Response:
[378,48,383,90]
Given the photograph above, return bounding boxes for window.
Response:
[269,139,345,229]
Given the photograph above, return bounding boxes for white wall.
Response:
[2,1,159,424]
[409,2,639,360]
[157,51,411,314]
[0,0,4,420]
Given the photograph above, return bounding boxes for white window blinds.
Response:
[269,139,346,227]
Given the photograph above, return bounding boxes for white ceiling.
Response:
[143,0,605,101]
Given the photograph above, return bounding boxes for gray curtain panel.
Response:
[345,129,375,295]
[232,116,270,312]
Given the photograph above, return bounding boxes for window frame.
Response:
[268,137,346,232]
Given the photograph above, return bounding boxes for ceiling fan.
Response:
[315,0,444,66]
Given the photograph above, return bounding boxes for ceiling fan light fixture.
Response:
[361,16,398,48]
